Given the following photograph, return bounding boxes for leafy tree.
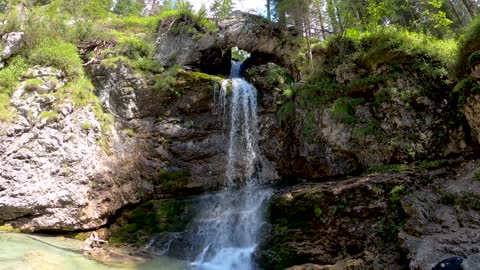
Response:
[112,0,144,16]
[210,0,234,21]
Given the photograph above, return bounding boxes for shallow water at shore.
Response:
[0,233,186,270]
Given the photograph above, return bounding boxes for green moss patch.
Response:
[109,199,192,245]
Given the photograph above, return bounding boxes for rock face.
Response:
[0,31,23,67]
[245,62,466,178]
[0,66,143,231]
[258,159,480,270]
[155,12,299,75]
[400,160,480,270]
[87,60,280,196]
[0,56,285,231]
[464,93,480,145]
[256,173,410,270]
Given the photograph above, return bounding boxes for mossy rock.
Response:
[109,199,194,246]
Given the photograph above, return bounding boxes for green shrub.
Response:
[29,39,83,77]
[467,51,480,69]
[116,36,154,59]
[101,56,134,69]
[0,9,21,35]
[352,120,381,138]
[79,0,111,19]
[455,18,480,78]
[296,77,341,106]
[80,122,92,130]
[474,171,480,182]
[109,15,160,33]
[65,20,105,44]
[24,79,43,92]
[331,97,363,124]
[150,169,190,193]
[56,77,96,107]
[112,0,143,16]
[377,184,406,241]
[158,5,217,33]
[23,14,68,51]
[134,57,164,73]
[39,111,60,122]
[416,159,448,170]
[124,128,135,137]
[346,75,383,98]
[440,191,480,211]
[154,65,182,94]
[277,101,295,125]
[0,56,28,122]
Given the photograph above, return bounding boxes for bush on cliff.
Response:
[452,19,480,110]
[455,18,480,79]
[29,39,83,77]
[294,28,455,113]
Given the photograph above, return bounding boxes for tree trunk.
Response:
[314,0,327,39]
[326,0,339,33]
[267,0,271,21]
[447,0,464,25]
[461,0,476,16]
[305,13,313,65]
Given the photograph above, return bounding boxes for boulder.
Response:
[0,31,23,63]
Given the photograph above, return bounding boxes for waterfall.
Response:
[190,61,271,270]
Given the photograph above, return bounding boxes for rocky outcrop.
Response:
[256,172,410,270]
[155,12,299,75]
[464,94,480,145]
[0,31,23,68]
[400,160,480,270]
[257,159,480,270]
[246,61,466,178]
[0,66,144,231]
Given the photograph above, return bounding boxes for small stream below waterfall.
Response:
[0,233,185,270]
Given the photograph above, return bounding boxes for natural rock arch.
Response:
[155,12,299,76]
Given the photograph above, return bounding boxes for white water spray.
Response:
[191,61,271,270]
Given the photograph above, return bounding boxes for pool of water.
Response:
[0,233,186,270]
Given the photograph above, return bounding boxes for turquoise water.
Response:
[0,233,186,270]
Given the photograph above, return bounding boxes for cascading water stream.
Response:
[190,61,271,270]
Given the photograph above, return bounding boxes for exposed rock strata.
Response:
[258,159,480,270]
